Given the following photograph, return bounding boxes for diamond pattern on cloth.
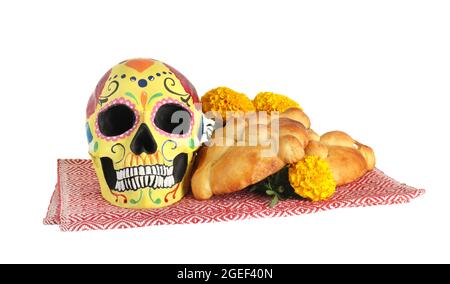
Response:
[44,159,425,231]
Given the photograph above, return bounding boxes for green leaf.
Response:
[246,166,298,207]
[276,185,285,194]
[270,195,279,208]
[263,184,272,191]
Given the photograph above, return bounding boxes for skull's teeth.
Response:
[149,175,155,187]
[116,165,174,180]
[114,165,176,192]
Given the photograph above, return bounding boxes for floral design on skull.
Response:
[86,58,214,208]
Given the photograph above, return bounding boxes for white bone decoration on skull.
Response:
[86,58,214,208]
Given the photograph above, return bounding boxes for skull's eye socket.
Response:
[154,103,192,135]
[98,104,136,137]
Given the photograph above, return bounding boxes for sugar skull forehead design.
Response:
[86,58,213,209]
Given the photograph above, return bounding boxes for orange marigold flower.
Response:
[289,156,336,202]
[253,92,301,113]
[201,87,255,120]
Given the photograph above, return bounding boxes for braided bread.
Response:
[191,108,310,200]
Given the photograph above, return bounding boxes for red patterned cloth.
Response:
[44,159,425,231]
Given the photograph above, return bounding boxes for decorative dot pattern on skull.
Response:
[151,98,195,138]
[94,98,140,142]
[108,71,175,89]
[138,79,147,88]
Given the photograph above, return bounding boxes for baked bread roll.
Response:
[305,131,376,186]
[192,108,310,200]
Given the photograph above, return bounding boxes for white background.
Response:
[0,0,449,264]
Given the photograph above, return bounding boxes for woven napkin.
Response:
[44,159,425,231]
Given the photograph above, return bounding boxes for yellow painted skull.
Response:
[86,59,213,208]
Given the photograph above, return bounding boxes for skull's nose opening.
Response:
[130,123,157,155]
[100,157,117,189]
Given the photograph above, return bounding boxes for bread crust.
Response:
[192,108,310,200]
[305,131,376,186]
[192,107,376,199]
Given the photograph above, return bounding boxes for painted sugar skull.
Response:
[86,59,213,208]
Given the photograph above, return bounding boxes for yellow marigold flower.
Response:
[201,87,255,119]
[253,92,302,113]
[288,156,336,202]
